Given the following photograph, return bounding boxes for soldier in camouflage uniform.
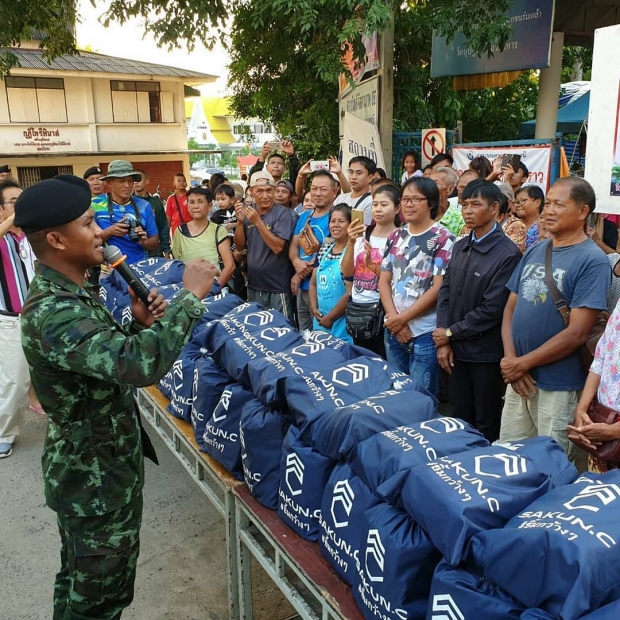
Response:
[15,174,218,619]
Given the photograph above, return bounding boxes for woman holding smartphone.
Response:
[309,205,352,341]
[341,184,401,357]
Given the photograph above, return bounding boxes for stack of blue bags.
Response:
[101,258,620,620]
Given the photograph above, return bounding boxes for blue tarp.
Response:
[520,92,590,137]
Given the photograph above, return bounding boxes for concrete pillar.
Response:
[535,31,564,139]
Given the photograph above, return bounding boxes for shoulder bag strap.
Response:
[353,193,371,210]
[544,241,570,327]
[174,194,187,224]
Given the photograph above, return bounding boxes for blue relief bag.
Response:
[240,398,292,510]
[278,425,336,541]
[468,471,620,620]
[246,341,348,408]
[318,463,378,585]
[197,292,245,327]
[521,599,620,619]
[426,560,525,620]
[398,443,557,565]
[191,356,232,449]
[203,383,254,480]
[352,502,441,620]
[282,356,395,427]
[353,418,488,502]
[303,384,438,460]
[221,324,303,388]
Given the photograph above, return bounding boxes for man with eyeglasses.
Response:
[333,156,376,224]
[0,180,38,458]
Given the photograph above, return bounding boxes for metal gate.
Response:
[16,165,74,187]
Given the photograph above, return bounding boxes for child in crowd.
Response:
[401,151,423,184]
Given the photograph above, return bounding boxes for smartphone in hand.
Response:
[351,208,365,226]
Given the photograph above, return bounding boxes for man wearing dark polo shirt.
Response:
[234,170,295,321]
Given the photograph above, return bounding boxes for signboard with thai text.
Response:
[342,112,385,170]
[431,0,554,78]
[452,144,552,192]
[338,76,379,137]
[0,125,91,154]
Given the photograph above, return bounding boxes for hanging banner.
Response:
[452,145,552,192]
[339,32,380,96]
[342,112,385,170]
[431,0,554,78]
[338,76,379,137]
[584,24,620,213]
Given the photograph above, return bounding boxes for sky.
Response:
[75,0,230,95]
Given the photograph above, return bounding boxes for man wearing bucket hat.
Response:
[16,173,218,618]
[92,160,160,264]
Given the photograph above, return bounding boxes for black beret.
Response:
[14,174,92,233]
[83,166,103,179]
[0,165,10,174]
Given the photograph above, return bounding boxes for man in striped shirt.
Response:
[0,180,37,458]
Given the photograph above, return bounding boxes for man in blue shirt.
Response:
[288,170,338,331]
[499,177,611,461]
[92,160,159,264]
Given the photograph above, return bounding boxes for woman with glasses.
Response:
[514,185,545,250]
[379,177,455,397]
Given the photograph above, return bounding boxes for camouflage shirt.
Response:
[21,264,204,517]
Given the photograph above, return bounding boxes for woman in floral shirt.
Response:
[379,177,454,397]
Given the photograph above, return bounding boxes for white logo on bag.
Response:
[330,480,355,528]
[261,327,291,341]
[419,417,465,434]
[474,454,528,479]
[192,368,199,397]
[291,342,323,357]
[100,287,107,302]
[332,363,369,387]
[564,483,620,513]
[431,594,465,620]
[285,453,304,496]
[213,389,233,422]
[121,306,133,326]
[172,360,184,391]
[364,529,385,583]
[243,311,274,327]
[153,261,174,276]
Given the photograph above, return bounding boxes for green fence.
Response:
[392,131,456,181]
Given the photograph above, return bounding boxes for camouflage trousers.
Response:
[53,494,143,620]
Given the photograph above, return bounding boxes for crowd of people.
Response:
[3,142,620,617]
[4,146,620,464]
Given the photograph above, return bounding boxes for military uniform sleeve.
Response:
[38,289,205,387]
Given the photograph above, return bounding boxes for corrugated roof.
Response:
[2,47,217,80]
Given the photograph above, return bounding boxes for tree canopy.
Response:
[1,0,592,157]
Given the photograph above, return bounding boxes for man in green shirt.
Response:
[16,174,218,619]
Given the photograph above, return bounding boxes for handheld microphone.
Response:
[103,245,152,306]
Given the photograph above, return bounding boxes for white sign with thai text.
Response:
[452,144,553,192]
[339,77,379,137]
[341,112,385,171]
[0,125,91,154]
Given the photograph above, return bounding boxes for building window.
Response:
[5,77,68,123]
[233,124,250,134]
[17,165,74,188]
[110,80,173,123]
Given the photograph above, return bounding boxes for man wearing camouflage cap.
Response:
[16,174,218,618]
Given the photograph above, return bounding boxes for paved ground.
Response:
[0,409,294,620]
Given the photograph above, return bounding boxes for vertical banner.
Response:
[342,112,385,170]
[585,24,620,213]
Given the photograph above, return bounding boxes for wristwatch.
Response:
[445,328,453,340]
